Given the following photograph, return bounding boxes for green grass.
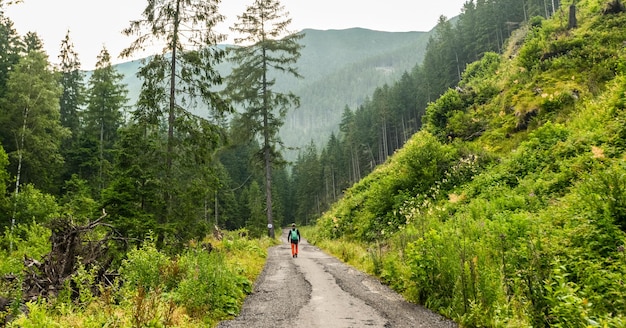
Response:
[2,229,276,327]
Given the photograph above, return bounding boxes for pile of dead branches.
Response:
[18,213,126,302]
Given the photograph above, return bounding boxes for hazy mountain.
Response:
[107,27,433,156]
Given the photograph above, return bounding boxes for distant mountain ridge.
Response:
[108,27,433,155]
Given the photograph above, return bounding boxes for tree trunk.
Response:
[161,0,181,245]
[99,110,104,191]
[10,106,29,251]
[262,46,275,238]
[568,4,577,29]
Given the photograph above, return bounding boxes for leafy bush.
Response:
[517,29,544,71]
[0,222,51,275]
[507,122,569,179]
[10,184,59,226]
[6,301,60,328]
[529,15,544,28]
[577,163,626,234]
[118,237,169,292]
[461,52,501,84]
[174,250,250,319]
[423,90,465,140]
[446,110,486,141]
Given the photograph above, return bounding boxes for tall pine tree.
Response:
[22,31,43,53]
[83,47,128,192]
[0,13,22,99]
[121,0,231,245]
[57,30,87,185]
[225,0,303,237]
[58,30,84,142]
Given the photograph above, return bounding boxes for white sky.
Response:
[3,0,468,70]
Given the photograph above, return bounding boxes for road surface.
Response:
[217,229,457,328]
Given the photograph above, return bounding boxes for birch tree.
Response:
[0,51,68,238]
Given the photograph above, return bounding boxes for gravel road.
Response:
[217,229,458,328]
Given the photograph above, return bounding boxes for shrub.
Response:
[517,31,544,71]
[423,90,465,140]
[6,301,60,328]
[529,16,544,28]
[577,163,626,234]
[446,110,486,141]
[461,52,501,83]
[544,264,592,327]
[118,237,169,292]
[10,184,59,226]
[174,250,249,320]
[0,222,51,275]
[507,122,569,179]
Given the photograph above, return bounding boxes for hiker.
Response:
[288,223,301,258]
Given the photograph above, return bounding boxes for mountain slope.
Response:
[310,1,626,326]
[108,28,432,155]
[281,29,431,150]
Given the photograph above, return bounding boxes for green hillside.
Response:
[277,28,431,146]
[309,0,626,326]
[108,28,431,155]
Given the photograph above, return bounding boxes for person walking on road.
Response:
[288,223,301,258]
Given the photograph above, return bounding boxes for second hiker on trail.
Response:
[288,223,301,258]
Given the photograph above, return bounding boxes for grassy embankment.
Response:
[306,1,626,326]
[1,228,277,327]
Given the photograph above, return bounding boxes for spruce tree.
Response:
[22,31,43,53]
[57,30,87,185]
[0,13,23,99]
[121,0,231,244]
[225,0,303,237]
[58,30,84,140]
[292,142,322,225]
[83,47,128,192]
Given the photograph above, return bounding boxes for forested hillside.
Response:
[111,28,431,155]
[291,0,564,222]
[308,0,626,326]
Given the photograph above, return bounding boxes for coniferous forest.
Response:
[1,0,626,326]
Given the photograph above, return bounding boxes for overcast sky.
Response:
[4,0,468,70]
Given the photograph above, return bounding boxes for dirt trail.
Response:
[217,229,457,328]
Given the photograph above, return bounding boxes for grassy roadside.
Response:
[1,227,278,327]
